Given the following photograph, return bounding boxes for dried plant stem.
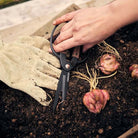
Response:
[73,64,98,91]
[97,40,122,60]
[73,63,117,91]
[97,71,117,79]
[56,100,65,110]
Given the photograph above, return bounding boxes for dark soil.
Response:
[0,22,138,138]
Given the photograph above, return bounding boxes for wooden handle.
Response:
[118,124,138,138]
[72,46,80,59]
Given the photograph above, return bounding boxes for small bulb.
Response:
[99,54,120,74]
[129,64,138,79]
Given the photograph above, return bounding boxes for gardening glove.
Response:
[0,36,61,106]
[16,35,51,52]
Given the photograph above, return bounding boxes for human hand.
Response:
[52,0,138,53]
[52,6,120,53]
[0,36,61,106]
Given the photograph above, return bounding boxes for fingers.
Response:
[60,20,73,32]
[34,70,59,90]
[17,82,51,106]
[36,59,61,79]
[53,11,78,25]
[52,37,80,52]
[54,28,73,45]
[28,86,52,106]
[40,52,61,68]
[54,21,73,45]
[28,86,51,106]
[17,36,50,51]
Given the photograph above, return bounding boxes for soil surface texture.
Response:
[0,22,138,138]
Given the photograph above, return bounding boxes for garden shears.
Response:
[50,25,88,112]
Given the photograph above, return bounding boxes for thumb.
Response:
[53,11,78,25]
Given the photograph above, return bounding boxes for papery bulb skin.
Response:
[83,89,110,114]
[129,64,138,79]
[99,54,120,75]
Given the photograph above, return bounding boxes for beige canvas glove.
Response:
[0,36,61,106]
[16,35,51,52]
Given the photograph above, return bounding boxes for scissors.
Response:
[50,24,88,112]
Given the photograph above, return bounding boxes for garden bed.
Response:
[0,22,138,137]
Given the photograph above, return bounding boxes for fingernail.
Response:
[53,21,56,25]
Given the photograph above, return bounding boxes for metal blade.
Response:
[62,71,70,101]
[53,70,70,112]
[53,70,64,112]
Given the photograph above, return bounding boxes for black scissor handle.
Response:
[50,25,60,59]
[50,24,89,63]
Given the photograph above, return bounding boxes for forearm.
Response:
[108,0,138,29]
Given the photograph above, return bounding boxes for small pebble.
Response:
[31,112,35,115]
[123,47,126,50]
[117,96,120,100]
[38,121,42,125]
[104,85,107,89]
[120,40,125,43]
[80,86,84,90]
[124,53,127,56]
[62,108,65,111]
[98,128,104,134]
[47,132,51,135]
[126,44,130,47]
[29,132,33,136]
[11,119,17,123]
[108,126,112,130]
[35,115,38,118]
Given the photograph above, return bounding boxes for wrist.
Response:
[108,0,138,29]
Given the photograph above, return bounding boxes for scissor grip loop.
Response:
[50,24,89,68]
[50,25,60,59]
